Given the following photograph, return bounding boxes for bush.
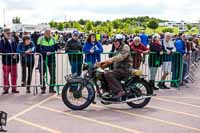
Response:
[162,28,174,33]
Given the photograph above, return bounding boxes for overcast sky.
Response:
[0,0,200,25]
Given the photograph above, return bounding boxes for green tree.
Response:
[134,28,141,34]
[186,24,193,31]
[162,28,174,33]
[49,20,56,28]
[122,24,133,34]
[85,21,93,32]
[112,20,121,29]
[78,19,86,25]
[12,16,21,24]
[47,16,170,34]
[147,20,159,30]
[57,23,64,31]
[64,22,71,28]
[94,21,102,27]
[73,22,82,31]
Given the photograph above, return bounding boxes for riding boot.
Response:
[150,80,159,90]
[162,82,170,89]
[157,82,164,89]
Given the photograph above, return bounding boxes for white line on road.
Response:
[38,105,142,133]
[14,117,61,133]
[8,94,56,122]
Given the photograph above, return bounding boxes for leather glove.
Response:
[96,60,113,69]
[132,70,143,76]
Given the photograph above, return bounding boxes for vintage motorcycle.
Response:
[62,64,154,110]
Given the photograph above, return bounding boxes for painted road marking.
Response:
[14,117,61,133]
[153,97,200,108]
[148,105,200,119]
[157,96,200,100]
[54,96,200,119]
[8,95,56,122]
[38,105,142,133]
[93,105,200,132]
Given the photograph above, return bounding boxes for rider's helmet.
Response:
[113,34,124,44]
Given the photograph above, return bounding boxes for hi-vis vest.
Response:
[37,36,56,46]
[54,34,59,42]
[96,34,101,41]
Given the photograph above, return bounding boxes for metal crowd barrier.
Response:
[184,50,200,85]
[0,53,43,95]
[45,52,183,94]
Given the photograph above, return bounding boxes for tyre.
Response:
[127,78,153,108]
[62,81,95,110]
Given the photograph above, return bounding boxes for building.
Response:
[159,21,188,32]
[11,24,50,33]
[63,28,78,33]
[159,21,187,27]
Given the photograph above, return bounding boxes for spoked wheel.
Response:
[127,79,153,108]
[62,82,95,110]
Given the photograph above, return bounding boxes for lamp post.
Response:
[3,8,6,27]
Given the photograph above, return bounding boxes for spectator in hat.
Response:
[0,28,19,94]
[65,30,83,76]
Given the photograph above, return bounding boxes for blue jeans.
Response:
[70,61,82,76]
[69,61,82,91]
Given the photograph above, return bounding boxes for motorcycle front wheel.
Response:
[62,81,95,110]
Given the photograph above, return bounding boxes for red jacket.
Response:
[129,42,149,53]
[129,42,149,69]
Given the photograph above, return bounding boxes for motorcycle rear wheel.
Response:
[127,79,153,108]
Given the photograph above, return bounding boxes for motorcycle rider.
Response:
[97,34,133,99]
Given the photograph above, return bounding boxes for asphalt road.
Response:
[0,67,200,133]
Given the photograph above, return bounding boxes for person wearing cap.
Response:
[65,30,83,76]
[17,36,36,93]
[0,28,19,94]
[97,34,133,99]
[37,29,59,94]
